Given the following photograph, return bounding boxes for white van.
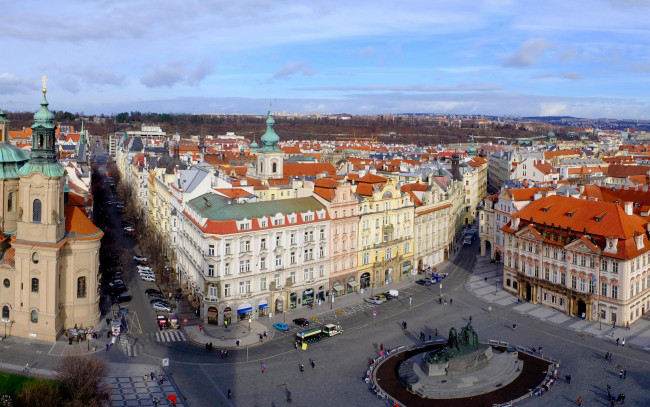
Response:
[387,290,399,298]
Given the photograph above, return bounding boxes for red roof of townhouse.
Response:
[214,188,256,199]
[283,162,336,178]
[506,187,551,201]
[543,149,582,160]
[9,127,32,140]
[533,160,559,175]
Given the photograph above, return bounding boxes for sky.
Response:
[1,0,650,119]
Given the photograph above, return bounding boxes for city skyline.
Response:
[1,1,649,119]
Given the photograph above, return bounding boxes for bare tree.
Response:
[55,355,110,407]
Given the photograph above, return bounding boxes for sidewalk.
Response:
[467,254,650,351]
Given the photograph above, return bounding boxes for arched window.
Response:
[33,199,42,223]
[7,192,12,212]
[77,277,86,298]
[272,162,277,173]
[30,310,38,323]
[2,306,9,319]
[31,278,39,293]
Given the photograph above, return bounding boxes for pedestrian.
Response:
[261,363,265,374]
[566,374,572,384]
[23,364,29,373]
[488,306,492,314]
[428,334,432,341]
[616,337,620,346]
[198,323,203,332]
[619,369,624,379]
[538,346,543,355]
[311,359,315,368]
[435,328,438,336]
[623,369,626,379]
[621,338,625,346]
[469,316,472,324]
[105,343,110,351]
[294,341,298,350]
[209,342,213,351]
[150,372,155,381]
[236,339,240,347]
[159,374,164,385]
[227,389,232,399]
[220,349,224,358]
[286,390,292,403]
[263,331,267,339]
[107,330,111,338]
[513,323,517,330]
[450,298,453,305]
[577,396,582,406]
[380,343,384,351]
[605,351,609,361]
[299,364,304,372]
[626,321,630,330]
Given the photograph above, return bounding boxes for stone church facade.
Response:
[0,87,102,342]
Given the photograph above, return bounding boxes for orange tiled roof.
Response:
[214,188,256,198]
[533,161,558,174]
[8,128,32,140]
[508,195,649,260]
[543,149,581,160]
[507,187,551,201]
[65,206,102,239]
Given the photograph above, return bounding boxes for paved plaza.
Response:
[2,245,650,406]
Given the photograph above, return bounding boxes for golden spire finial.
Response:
[41,74,47,94]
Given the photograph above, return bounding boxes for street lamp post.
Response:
[2,319,11,339]
[439,283,442,303]
[248,318,251,333]
[495,280,499,295]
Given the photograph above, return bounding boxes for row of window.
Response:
[213,266,326,298]
[2,277,87,298]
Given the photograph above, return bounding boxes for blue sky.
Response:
[1,0,649,118]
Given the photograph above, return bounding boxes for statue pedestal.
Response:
[421,345,493,376]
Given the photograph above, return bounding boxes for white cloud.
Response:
[503,38,551,67]
[295,83,502,92]
[141,59,215,88]
[0,73,39,95]
[272,62,315,81]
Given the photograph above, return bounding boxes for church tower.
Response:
[16,77,66,243]
[256,111,284,180]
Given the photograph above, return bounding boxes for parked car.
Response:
[273,323,289,331]
[145,289,162,296]
[416,279,432,286]
[137,266,153,272]
[108,280,124,288]
[139,272,155,278]
[134,255,148,262]
[375,294,388,302]
[113,294,132,304]
[150,298,169,305]
[364,297,382,305]
[123,226,135,232]
[292,318,309,327]
[141,275,156,282]
[382,292,393,300]
[152,303,172,313]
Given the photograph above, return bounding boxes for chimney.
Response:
[624,201,633,216]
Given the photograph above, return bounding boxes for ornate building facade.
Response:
[0,87,102,341]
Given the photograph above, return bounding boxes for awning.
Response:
[258,300,268,309]
[237,303,252,314]
[332,285,344,292]
[207,310,218,319]
[224,309,233,317]
[348,281,359,287]
[303,289,314,295]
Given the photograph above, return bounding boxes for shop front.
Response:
[258,300,268,317]
[332,282,344,298]
[223,307,233,326]
[360,273,371,289]
[402,260,412,275]
[347,277,359,294]
[237,303,252,321]
[207,306,218,325]
[289,292,297,309]
[302,289,314,306]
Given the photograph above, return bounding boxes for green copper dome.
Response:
[259,111,281,152]
[0,144,29,179]
[251,139,259,149]
[0,108,8,123]
[32,93,55,128]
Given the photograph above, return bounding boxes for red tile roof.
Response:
[65,206,103,239]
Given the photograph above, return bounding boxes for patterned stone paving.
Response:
[108,375,183,406]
